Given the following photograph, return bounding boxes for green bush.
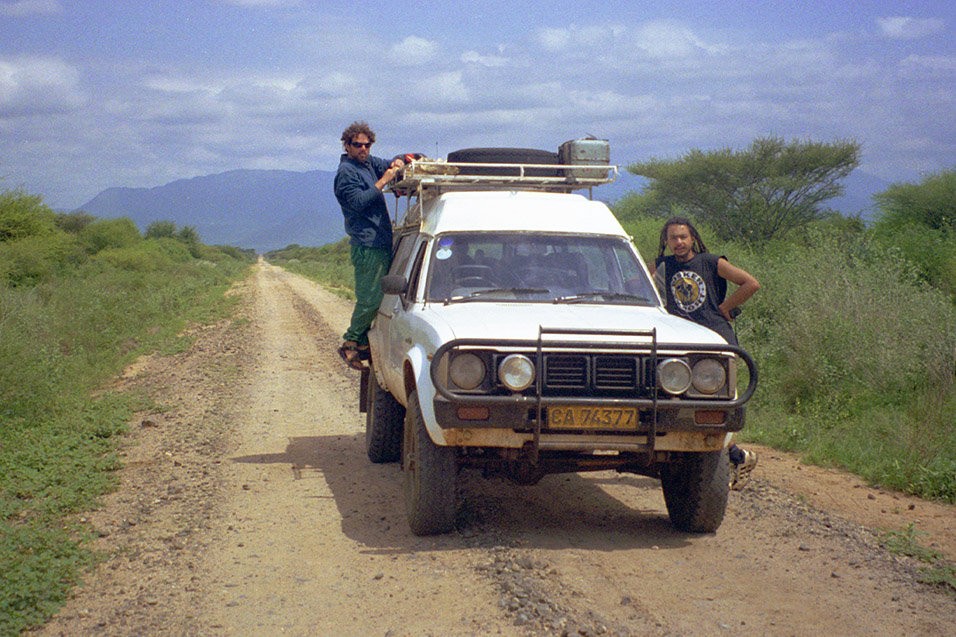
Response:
[874,169,956,232]
[144,219,178,239]
[0,189,56,241]
[149,236,194,262]
[79,218,142,254]
[874,222,956,299]
[871,169,956,300]
[55,211,96,235]
[0,234,87,286]
[743,230,956,499]
[266,238,355,298]
[0,187,253,632]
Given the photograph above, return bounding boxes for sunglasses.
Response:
[349,141,372,148]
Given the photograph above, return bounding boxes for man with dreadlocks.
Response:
[649,216,761,490]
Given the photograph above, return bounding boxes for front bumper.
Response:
[429,327,757,458]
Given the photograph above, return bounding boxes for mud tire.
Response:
[660,449,730,533]
[402,392,457,535]
[365,365,404,463]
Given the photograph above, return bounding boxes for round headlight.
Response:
[658,358,692,395]
[499,354,535,392]
[692,358,726,394]
[449,353,486,390]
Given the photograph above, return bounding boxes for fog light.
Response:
[658,358,692,395]
[499,354,535,391]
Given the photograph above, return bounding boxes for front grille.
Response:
[544,355,587,388]
[594,356,637,389]
[510,352,653,397]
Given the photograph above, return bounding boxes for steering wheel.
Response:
[456,276,496,288]
[517,266,568,287]
[454,265,497,288]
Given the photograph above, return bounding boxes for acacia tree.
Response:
[627,136,861,246]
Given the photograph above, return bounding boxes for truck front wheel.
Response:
[402,392,457,535]
[660,449,730,533]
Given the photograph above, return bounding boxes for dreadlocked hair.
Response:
[658,216,708,258]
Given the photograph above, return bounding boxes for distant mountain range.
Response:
[74,166,887,253]
[75,169,342,253]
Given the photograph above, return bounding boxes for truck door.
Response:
[369,232,423,392]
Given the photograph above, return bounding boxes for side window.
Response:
[388,232,418,278]
[405,241,429,300]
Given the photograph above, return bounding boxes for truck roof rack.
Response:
[387,159,618,200]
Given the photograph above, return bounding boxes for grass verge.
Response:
[881,523,956,595]
[0,257,250,633]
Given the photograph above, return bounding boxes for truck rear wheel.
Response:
[365,365,404,463]
[402,393,457,535]
[660,449,730,533]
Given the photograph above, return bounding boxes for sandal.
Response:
[337,343,369,370]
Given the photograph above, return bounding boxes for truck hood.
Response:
[419,302,729,346]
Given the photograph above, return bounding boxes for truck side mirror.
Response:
[380,274,408,295]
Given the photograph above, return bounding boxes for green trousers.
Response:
[343,245,392,347]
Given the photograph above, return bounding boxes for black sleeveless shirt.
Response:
[655,252,736,345]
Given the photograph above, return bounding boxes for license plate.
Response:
[548,406,639,429]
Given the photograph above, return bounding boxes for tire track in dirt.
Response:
[193,262,523,636]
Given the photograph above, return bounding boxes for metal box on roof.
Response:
[559,138,610,179]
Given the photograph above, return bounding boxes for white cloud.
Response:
[537,27,572,52]
[0,56,85,117]
[142,75,215,93]
[634,20,724,58]
[298,71,355,96]
[410,71,469,104]
[461,50,509,68]
[536,24,626,53]
[390,36,439,64]
[0,0,61,16]
[900,54,956,74]
[877,16,945,40]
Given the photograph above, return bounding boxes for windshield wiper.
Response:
[444,287,550,304]
[553,292,652,304]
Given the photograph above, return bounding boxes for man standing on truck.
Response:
[333,121,405,370]
[649,216,761,490]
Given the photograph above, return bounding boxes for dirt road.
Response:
[39,262,956,636]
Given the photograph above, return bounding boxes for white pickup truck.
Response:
[360,144,757,536]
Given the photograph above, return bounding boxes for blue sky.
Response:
[1,0,953,209]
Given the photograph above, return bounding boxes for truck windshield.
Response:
[424,233,657,304]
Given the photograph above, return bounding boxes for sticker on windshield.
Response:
[435,247,453,260]
[438,237,454,247]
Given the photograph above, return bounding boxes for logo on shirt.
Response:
[670,270,707,313]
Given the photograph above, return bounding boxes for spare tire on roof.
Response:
[446,147,559,177]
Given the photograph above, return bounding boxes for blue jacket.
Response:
[333,154,393,249]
